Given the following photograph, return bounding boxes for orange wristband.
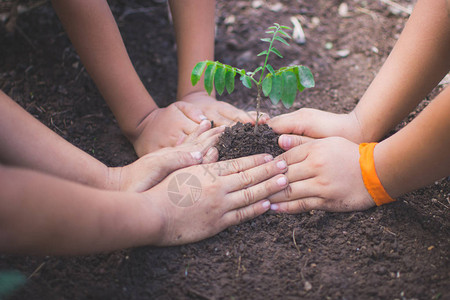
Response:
[359,143,395,206]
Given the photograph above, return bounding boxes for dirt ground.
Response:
[1,0,449,299]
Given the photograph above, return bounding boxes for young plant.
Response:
[191,23,315,130]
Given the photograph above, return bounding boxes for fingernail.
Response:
[280,136,292,149]
[277,176,287,186]
[200,115,208,120]
[264,155,273,162]
[262,200,271,209]
[200,119,210,126]
[276,160,287,169]
[190,151,202,160]
[206,147,215,157]
[270,204,279,211]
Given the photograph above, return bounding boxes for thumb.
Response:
[157,150,204,179]
[268,112,303,134]
[175,101,208,123]
[278,134,315,150]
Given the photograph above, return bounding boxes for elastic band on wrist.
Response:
[359,143,395,206]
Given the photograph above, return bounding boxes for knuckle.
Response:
[230,159,241,172]
[293,200,309,213]
[283,184,293,200]
[242,187,255,205]
[239,171,253,187]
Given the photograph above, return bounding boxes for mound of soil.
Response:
[216,122,284,160]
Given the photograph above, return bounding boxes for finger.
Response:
[208,111,234,127]
[270,197,324,214]
[268,111,302,134]
[175,101,208,123]
[268,178,321,203]
[275,143,311,165]
[213,153,275,176]
[203,147,219,164]
[195,124,225,141]
[221,199,271,227]
[227,174,289,210]
[183,120,212,143]
[278,134,315,150]
[226,159,288,191]
[144,150,203,183]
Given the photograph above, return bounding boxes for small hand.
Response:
[113,120,224,192]
[268,108,365,146]
[180,91,269,127]
[146,153,289,246]
[131,101,208,157]
[269,137,375,213]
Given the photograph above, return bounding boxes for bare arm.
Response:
[0,165,162,255]
[375,85,450,198]
[354,0,450,141]
[269,0,450,143]
[169,0,215,99]
[0,90,109,189]
[51,0,157,140]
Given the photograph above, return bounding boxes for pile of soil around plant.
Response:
[216,122,284,161]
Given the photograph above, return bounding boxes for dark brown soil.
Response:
[217,122,284,161]
[1,0,449,299]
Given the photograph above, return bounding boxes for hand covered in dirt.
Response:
[131,101,209,157]
[145,153,289,246]
[180,91,269,127]
[269,137,375,213]
[111,120,224,193]
[268,108,366,150]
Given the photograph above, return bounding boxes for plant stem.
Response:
[254,84,262,133]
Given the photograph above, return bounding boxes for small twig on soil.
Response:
[236,255,241,277]
[379,0,412,15]
[381,226,397,236]
[355,7,379,22]
[186,288,213,300]
[118,7,156,22]
[50,117,65,134]
[292,228,301,255]
[28,262,45,279]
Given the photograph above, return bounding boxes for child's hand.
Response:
[180,91,269,126]
[112,120,224,193]
[131,102,208,157]
[268,108,366,147]
[268,137,375,213]
[144,153,289,246]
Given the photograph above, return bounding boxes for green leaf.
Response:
[214,66,226,96]
[297,65,315,88]
[266,64,275,74]
[257,50,268,57]
[268,26,277,30]
[269,74,283,105]
[262,75,272,97]
[0,271,26,299]
[280,25,292,30]
[253,66,263,74]
[225,68,236,94]
[240,75,252,89]
[265,30,275,34]
[281,71,297,108]
[204,63,217,95]
[275,36,290,46]
[260,38,271,43]
[270,47,283,58]
[191,61,207,86]
[279,29,292,39]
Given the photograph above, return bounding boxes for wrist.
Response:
[359,143,396,206]
[104,167,122,191]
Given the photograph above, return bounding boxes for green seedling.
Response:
[191,23,315,130]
